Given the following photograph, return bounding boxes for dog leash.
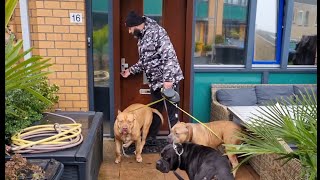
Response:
[172,143,185,180]
[127,97,165,113]
[165,98,223,142]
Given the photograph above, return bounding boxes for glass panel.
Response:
[144,0,163,25]
[194,0,248,65]
[92,0,110,134]
[288,0,317,66]
[254,0,278,61]
[143,0,163,82]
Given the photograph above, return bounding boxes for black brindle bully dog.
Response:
[156,142,234,180]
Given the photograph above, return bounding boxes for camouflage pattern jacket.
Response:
[129,17,184,91]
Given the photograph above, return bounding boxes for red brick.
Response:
[47,49,63,56]
[47,33,62,40]
[73,87,87,93]
[55,41,71,48]
[45,17,61,25]
[63,49,78,56]
[36,9,53,17]
[65,80,80,86]
[44,1,60,9]
[71,57,86,64]
[66,94,80,100]
[72,72,86,79]
[59,101,73,107]
[54,26,69,33]
[62,34,78,41]
[60,2,77,9]
[57,72,72,79]
[56,57,71,64]
[52,10,69,17]
[64,65,79,71]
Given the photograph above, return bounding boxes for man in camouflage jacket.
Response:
[121,11,184,145]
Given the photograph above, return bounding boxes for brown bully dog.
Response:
[114,103,164,163]
[168,120,242,176]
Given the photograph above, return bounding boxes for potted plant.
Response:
[203,44,213,56]
[5,154,45,180]
[5,0,59,178]
[195,41,204,57]
[224,90,317,180]
[215,35,224,44]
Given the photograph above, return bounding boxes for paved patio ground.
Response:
[99,139,260,180]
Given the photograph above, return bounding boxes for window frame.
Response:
[192,0,317,70]
[252,0,284,65]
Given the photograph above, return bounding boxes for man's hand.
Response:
[163,81,173,89]
[121,69,130,78]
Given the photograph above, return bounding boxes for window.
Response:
[288,0,317,66]
[144,0,163,25]
[297,11,303,25]
[253,0,283,64]
[194,0,248,65]
[292,8,296,23]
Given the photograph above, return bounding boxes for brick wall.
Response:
[10,0,88,111]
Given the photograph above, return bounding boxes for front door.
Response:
[113,0,193,135]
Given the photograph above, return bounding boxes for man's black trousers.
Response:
[147,87,179,138]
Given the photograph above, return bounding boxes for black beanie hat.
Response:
[125,11,145,27]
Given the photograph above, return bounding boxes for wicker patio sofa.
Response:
[210,84,317,121]
[210,84,316,180]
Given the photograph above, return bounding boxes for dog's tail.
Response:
[151,108,164,125]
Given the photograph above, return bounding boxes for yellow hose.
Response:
[10,112,84,154]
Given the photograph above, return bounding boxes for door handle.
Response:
[121,58,129,72]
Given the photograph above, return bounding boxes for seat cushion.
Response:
[216,88,257,106]
[255,85,294,105]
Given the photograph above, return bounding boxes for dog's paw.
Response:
[136,155,143,163]
[115,157,121,164]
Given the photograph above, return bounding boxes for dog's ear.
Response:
[186,124,193,141]
[117,109,121,114]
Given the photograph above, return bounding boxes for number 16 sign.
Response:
[70,13,83,23]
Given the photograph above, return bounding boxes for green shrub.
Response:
[230,30,240,39]
[5,77,59,143]
[215,35,224,44]
[203,44,212,52]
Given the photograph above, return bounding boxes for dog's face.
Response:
[156,144,182,173]
[168,122,190,144]
[115,110,135,135]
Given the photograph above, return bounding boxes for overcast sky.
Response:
[255,0,277,33]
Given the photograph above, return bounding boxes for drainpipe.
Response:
[19,0,32,60]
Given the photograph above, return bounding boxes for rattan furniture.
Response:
[210,84,315,180]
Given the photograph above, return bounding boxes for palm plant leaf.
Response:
[224,90,317,179]
[5,0,18,28]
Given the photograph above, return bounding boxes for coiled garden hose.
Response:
[9,112,83,154]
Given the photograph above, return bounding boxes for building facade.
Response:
[9,0,317,136]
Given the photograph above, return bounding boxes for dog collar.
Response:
[172,143,184,180]
[172,143,184,168]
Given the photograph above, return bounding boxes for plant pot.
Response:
[6,111,103,180]
[249,141,304,180]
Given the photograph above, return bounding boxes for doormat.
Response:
[123,139,169,155]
